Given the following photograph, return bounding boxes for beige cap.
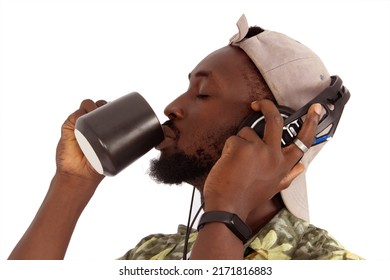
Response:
[230,14,331,221]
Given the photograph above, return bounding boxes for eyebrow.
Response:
[188,70,212,80]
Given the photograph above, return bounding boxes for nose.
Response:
[164,95,185,120]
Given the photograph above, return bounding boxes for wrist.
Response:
[51,171,102,202]
[203,195,249,222]
[198,211,252,243]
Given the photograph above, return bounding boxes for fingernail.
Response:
[313,103,322,115]
[250,100,260,109]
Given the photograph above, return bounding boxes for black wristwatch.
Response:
[197,211,252,243]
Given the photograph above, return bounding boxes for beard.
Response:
[148,150,215,185]
[148,122,239,186]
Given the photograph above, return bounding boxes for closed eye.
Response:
[197,94,209,99]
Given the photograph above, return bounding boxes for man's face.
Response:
[149,46,256,187]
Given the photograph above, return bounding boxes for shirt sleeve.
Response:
[117,225,197,260]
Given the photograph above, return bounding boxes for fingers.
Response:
[95,99,107,107]
[285,103,322,163]
[250,100,322,168]
[236,126,260,143]
[250,99,284,149]
[278,163,305,191]
[79,99,107,113]
[66,99,107,124]
[228,100,322,173]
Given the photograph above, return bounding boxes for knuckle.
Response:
[305,113,320,127]
[80,99,94,108]
[223,136,240,152]
[95,99,107,107]
[274,113,284,126]
[267,112,283,126]
[307,118,318,128]
[225,135,254,156]
[237,126,254,136]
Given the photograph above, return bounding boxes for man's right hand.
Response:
[55,99,107,184]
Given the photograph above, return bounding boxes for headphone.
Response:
[239,75,350,147]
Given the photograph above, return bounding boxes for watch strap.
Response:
[197,211,252,243]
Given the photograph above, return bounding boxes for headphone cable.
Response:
[182,186,203,260]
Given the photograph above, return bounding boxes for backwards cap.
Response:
[230,14,331,221]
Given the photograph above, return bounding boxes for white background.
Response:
[1,0,389,264]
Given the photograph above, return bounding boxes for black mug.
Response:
[75,92,164,176]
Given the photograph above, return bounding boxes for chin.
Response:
[148,150,214,187]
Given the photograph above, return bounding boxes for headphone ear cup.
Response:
[239,106,302,147]
[239,111,266,138]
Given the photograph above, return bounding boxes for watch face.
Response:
[198,211,252,243]
[230,214,252,241]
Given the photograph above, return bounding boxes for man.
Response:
[8,15,361,260]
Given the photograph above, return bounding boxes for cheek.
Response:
[176,101,250,155]
[176,124,211,154]
[179,120,239,159]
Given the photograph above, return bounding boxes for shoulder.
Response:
[245,208,363,260]
[118,225,197,260]
[293,224,363,260]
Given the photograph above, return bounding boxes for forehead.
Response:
[190,45,252,82]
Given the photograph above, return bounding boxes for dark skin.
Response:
[8,46,321,260]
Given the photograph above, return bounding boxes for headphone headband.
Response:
[283,75,350,145]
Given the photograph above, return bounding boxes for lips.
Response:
[155,124,177,150]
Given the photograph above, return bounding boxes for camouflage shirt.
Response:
[119,208,362,260]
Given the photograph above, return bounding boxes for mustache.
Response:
[162,117,245,140]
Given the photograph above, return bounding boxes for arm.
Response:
[8,99,106,260]
[190,100,322,259]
